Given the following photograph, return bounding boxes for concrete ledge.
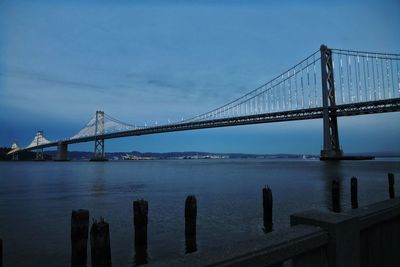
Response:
[150,199,400,267]
[346,198,400,230]
[290,210,360,267]
[150,225,328,267]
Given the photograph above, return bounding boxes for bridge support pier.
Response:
[320,45,343,160]
[36,148,44,161]
[55,142,69,161]
[91,139,107,161]
[12,152,19,161]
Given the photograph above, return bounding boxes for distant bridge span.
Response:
[8,45,400,160]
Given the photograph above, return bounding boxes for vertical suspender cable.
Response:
[366,54,371,100]
[373,56,377,100]
[281,74,285,111]
[313,54,317,107]
[380,57,385,99]
[362,56,367,101]
[346,55,351,102]
[339,54,345,104]
[390,59,395,98]
[288,71,292,110]
[385,57,390,98]
[301,65,304,108]
[356,54,362,101]
[293,69,299,109]
[397,60,400,97]
[307,59,311,108]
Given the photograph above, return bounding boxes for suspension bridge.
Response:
[7,45,400,161]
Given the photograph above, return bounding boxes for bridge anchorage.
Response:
[7,44,400,161]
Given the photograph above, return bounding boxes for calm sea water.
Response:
[0,159,399,266]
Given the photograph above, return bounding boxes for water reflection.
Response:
[185,234,197,254]
[133,245,148,266]
[351,177,358,209]
[262,187,273,233]
[2,160,398,266]
[91,163,106,196]
[185,195,197,254]
[133,200,149,266]
[331,179,341,212]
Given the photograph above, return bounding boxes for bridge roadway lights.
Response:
[55,142,69,161]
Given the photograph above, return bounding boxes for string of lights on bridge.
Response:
[8,47,400,153]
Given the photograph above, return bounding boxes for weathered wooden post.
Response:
[90,217,111,267]
[71,209,89,267]
[185,195,197,254]
[133,200,148,265]
[350,177,358,209]
[263,186,273,232]
[332,179,340,213]
[388,173,395,199]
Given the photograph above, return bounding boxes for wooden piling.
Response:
[388,173,395,199]
[133,200,148,248]
[133,200,148,265]
[263,186,273,232]
[350,177,358,209]
[332,179,340,213]
[90,217,111,267]
[185,195,197,236]
[71,209,89,267]
[185,195,197,254]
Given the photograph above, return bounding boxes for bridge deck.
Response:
[20,98,400,151]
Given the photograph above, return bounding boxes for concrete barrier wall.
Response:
[349,198,400,267]
[151,225,329,267]
[152,198,400,267]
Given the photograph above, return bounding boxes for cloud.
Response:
[0,67,108,92]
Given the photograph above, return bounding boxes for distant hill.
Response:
[1,148,399,161]
[41,150,315,160]
[45,150,400,160]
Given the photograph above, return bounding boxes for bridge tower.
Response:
[10,141,19,160]
[320,45,343,160]
[35,131,44,160]
[91,111,107,161]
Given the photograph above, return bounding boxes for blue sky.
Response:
[1,0,399,154]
